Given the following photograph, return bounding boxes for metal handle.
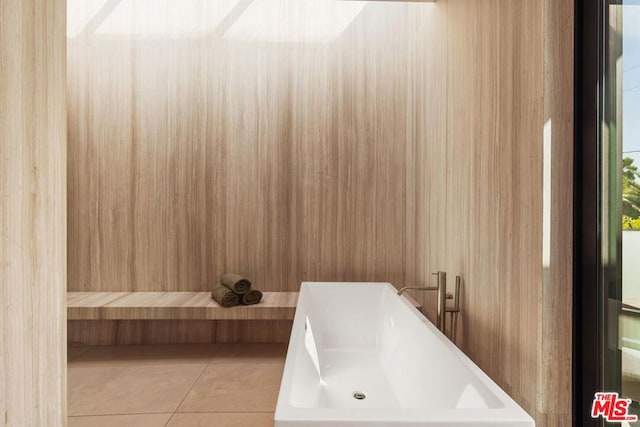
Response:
[445,275,462,342]
[432,271,446,333]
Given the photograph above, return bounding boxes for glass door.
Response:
[616,1,640,413]
[603,1,640,423]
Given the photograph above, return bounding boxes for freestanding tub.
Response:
[274,282,534,427]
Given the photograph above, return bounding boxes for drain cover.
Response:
[353,391,366,400]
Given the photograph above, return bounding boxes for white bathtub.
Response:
[275,282,534,427]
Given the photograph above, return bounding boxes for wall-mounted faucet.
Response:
[398,271,449,333]
[398,272,461,341]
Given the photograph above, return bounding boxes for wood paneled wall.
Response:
[67,1,443,293]
[0,0,67,425]
[539,0,574,423]
[446,0,545,411]
[409,1,573,426]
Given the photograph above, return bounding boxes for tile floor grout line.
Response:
[68,412,173,418]
[68,362,227,369]
[168,411,276,414]
[163,357,215,427]
[160,411,277,426]
[68,413,169,417]
[69,355,286,368]
[190,362,284,368]
[68,410,275,418]
[163,412,177,426]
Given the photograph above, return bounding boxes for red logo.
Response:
[591,392,638,422]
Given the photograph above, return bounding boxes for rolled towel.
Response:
[221,273,252,295]
[211,286,240,307]
[241,289,263,305]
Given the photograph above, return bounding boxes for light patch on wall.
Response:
[67,0,109,37]
[91,0,241,39]
[542,119,552,269]
[223,0,368,43]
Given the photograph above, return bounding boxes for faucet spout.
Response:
[397,286,437,295]
[398,272,447,334]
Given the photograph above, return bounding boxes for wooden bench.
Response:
[67,290,421,321]
[67,292,299,320]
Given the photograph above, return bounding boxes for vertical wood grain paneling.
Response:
[409,1,572,425]
[67,1,442,294]
[440,0,550,422]
[540,0,574,419]
[404,2,448,323]
[0,0,67,425]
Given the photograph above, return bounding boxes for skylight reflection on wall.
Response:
[67,0,109,37]
[68,0,241,39]
[97,0,242,38]
[224,0,368,43]
[67,0,370,42]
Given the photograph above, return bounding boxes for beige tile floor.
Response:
[68,344,287,427]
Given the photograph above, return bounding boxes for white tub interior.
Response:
[275,282,534,426]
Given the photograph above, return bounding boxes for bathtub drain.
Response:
[353,392,366,400]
